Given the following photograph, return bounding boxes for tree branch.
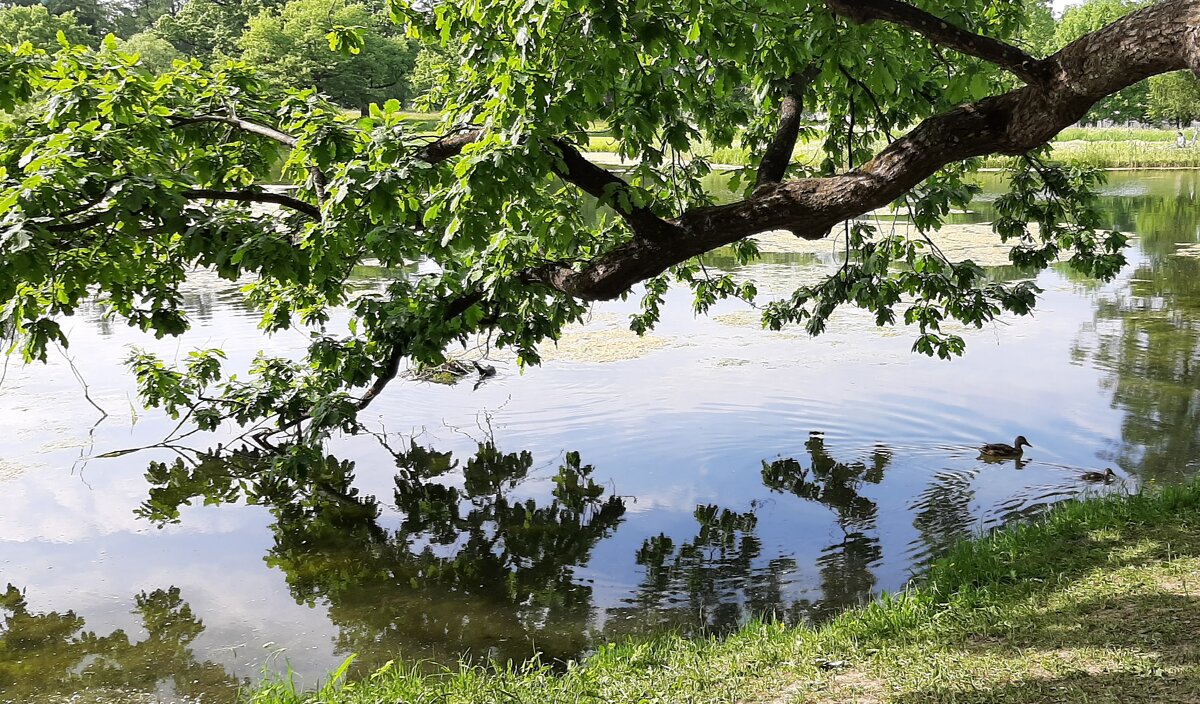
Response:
[527,0,1200,301]
[545,139,680,240]
[825,0,1049,84]
[355,289,486,411]
[416,129,484,163]
[756,67,819,189]
[181,189,321,219]
[169,115,298,147]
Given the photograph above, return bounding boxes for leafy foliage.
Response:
[0,0,1134,441]
[239,0,417,111]
[1148,71,1200,127]
[0,5,91,51]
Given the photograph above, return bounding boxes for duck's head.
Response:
[1105,468,1117,478]
[1014,435,1032,449]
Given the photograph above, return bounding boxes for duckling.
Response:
[980,435,1032,458]
[1080,467,1118,483]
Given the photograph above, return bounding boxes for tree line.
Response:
[0,0,443,112]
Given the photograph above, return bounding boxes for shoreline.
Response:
[251,480,1200,703]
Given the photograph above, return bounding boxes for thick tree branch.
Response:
[416,129,484,163]
[825,0,1049,84]
[181,189,321,219]
[528,0,1200,301]
[756,67,820,189]
[545,139,680,240]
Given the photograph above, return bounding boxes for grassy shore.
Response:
[250,480,1200,703]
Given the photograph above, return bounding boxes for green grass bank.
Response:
[250,480,1200,704]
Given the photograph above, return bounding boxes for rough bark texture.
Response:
[756,68,820,188]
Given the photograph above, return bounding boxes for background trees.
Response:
[0,5,91,51]
[1148,71,1200,127]
[238,0,416,112]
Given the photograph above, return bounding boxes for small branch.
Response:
[181,189,321,219]
[825,0,1048,84]
[169,115,298,147]
[354,289,487,411]
[756,67,819,188]
[170,114,329,203]
[55,342,108,420]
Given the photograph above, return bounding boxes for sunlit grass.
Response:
[248,480,1200,703]
[1056,126,1180,142]
[983,140,1200,169]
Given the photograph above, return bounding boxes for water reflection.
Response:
[0,585,241,703]
[9,171,1200,702]
[134,435,908,670]
[140,442,626,670]
[1074,174,1200,481]
[762,433,887,619]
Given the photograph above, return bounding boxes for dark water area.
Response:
[2,171,1200,702]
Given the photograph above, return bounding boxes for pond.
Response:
[2,170,1200,703]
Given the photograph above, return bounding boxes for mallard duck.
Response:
[980,435,1032,458]
[1080,467,1117,483]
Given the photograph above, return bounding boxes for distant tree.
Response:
[0,4,91,50]
[1148,71,1200,126]
[1017,0,1055,56]
[153,0,259,58]
[107,0,181,39]
[43,0,112,37]
[118,30,181,72]
[408,43,461,110]
[237,0,416,111]
[1054,0,1151,124]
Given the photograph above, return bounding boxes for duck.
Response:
[471,360,497,378]
[980,435,1032,458]
[1080,467,1118,483]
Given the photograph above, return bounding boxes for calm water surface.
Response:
[3,171,1200,702]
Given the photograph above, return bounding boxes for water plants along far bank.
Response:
[249,479,1200,704]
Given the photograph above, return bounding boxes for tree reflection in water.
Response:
[138,441,626,671]
[130,433,904,673]
[608,432,890,636]
[761,432,889,621]
[1074,176,1200,482]
[0,585,242,703]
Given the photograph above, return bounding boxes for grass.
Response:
[583,126,1200,170]
[981,139,1200,169]
[248,480,1200,703]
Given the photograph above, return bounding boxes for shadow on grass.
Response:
[883,512,1200,703]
